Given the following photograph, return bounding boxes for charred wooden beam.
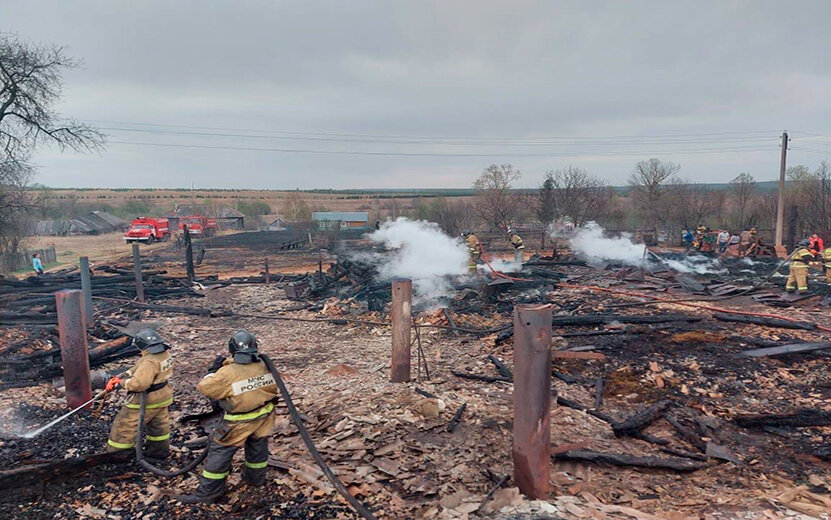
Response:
[734,409,831,428]
[665,414,707,452]
[446,403,467,433]
[712,312,816,330]
[487,355,513,379]
[739,342,831,357]
[611,399,671,437]
[553,450,707,471]
[0,450,132,491]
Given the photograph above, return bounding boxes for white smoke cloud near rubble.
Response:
[365,218,468,305]
[563,222,727,275]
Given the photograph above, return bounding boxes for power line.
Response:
[97,126,779,147]
[84,118,778,143]
[109,139,779,158]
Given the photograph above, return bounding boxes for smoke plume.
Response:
[366,218,468,304]
[567,222,647,267]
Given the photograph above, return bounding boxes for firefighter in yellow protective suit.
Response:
[786,240,815,294]
[179,331,278,504]
[507,228,525,264]
[462,231,482,272]
[105,329,173,458]
[823,247,831,283]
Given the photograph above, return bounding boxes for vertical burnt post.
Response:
[184,225,195,284]
[318,248,324,284]
[512,303,552,499]
[79,256,94,328]
[55,290,92,409]
[390,278,412,383]
[131,243,145,302]
[264,257,270,284]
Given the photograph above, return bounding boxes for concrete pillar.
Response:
[79,256,94,328]
[390,278,412,383]
[512,303,552,499]
[132,243,145,302]
[55,290,92,409]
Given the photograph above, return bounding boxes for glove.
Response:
[105,376,122,392]
[207,355,226,374]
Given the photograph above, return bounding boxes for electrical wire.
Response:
[108,140,779,158]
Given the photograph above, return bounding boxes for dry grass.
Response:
[25,232,168,268]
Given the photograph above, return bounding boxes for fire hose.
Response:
[135,355,377,520]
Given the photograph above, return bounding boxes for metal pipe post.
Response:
[132,243,145,302]
[512,303,552,499]
[184,225,195,284]
[264,257,270,284]
[79,256,94,328]
[55,290,93,409]
[390,278,412,383]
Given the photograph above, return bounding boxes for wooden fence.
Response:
[0,246,57,274]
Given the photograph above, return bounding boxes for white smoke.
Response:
[367,218,468,304]
[483,258,521,273]
[567,222,647,267]
[565,222,727,274]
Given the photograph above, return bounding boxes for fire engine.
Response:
[123,217,170,243]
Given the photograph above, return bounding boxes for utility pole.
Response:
[775,131,789,247]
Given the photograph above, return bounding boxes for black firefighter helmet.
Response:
[228,330,259,364]
[133,328,168,354]
[798,238,811,248]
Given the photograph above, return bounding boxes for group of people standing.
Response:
[682,226,762,257]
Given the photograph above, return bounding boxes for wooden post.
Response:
[131,243,145,302]
[512,304,552,499]
[55,290,92,409]
[79,256,94,328]
[318,248,324,283]
[391,278,412,383]
[775,131,789,247]
[184,225,195,284]
[264,257,270,284]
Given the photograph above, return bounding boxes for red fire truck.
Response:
[123,217,170,243]
[178,215,217,237]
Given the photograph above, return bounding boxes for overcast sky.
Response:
[3,1,831,189]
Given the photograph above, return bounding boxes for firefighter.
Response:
[507,228,525,264]
[179,331,278,504]
[824,246,831,283]
[785,239,815,294]
[105,329,173,458]
[462,231,482,272]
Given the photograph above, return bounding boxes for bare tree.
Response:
[0,33,103,253]
[628,159,680,230]
[667,180,716,230]
[543,166,612,227]
[281,192,311,222]
[728,173,756,229]
[473,164,523,229]
[414,196,475,235]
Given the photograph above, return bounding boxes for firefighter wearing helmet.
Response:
[179,330,278,504]
[105,328,173,458]
[786,239,815,294]
[461,231,482,272]
[507,228,525,264]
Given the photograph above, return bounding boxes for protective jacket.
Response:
[122,350,173,408]
[824,247,831,268]
[792,247,814,265]
[509,233,525,250]
[107,350,173,454]
[465,234,482,255]
[198,359,278,418]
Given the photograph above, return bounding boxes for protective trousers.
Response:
[191,412,273,500]
[468,253,480,272]
[786,264,809,292]
[107,403,170,457]
[826,267,831,283]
